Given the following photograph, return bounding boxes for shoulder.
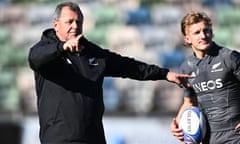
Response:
[216,44,240,62]
[180,55,196,73]
[214,43,240,68]
[213,42,236,57]
[40,28,58,42]
[230,50,240,61]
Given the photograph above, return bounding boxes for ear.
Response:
[52,20,58,31]
[184,35,191,45]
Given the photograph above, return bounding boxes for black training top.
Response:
[181,42,240,132]
[28,29,169,144]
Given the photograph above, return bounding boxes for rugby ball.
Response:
[179,106,206,144]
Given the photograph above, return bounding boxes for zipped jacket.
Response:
[28,29,169,144]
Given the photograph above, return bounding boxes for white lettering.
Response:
[192,79,223,92]
[187,111,191,132]
[201,81,208,91]
[207,80,215,90]
[216,78,223,88]
[194,84,202,92]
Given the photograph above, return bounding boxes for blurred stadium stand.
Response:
[0,0,240,143]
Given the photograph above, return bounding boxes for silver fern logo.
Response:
[211,62,223,72]
[88,57,98,66]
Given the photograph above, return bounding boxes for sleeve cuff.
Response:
[161,68,169,80]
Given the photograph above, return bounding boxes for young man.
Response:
[170,11,240,144]
[28,2,191,144]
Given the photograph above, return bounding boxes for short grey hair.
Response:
[53,2,84,21]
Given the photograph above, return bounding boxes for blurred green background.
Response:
[0,0,240,144]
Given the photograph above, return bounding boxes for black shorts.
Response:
[208,129,240,144]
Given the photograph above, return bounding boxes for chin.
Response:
[202,43,211,49]
[201,47,210,51]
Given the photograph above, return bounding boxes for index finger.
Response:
[76,34,83,41]
[235,123,240,130]
[177,74,193,88]
[177,74,193,78]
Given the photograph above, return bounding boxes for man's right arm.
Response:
[28,40,64,71]
[170,96,198,143]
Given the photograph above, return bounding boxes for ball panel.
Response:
[179,106,206,144]
[180,109,200,135]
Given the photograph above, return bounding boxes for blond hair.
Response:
[181,11,212,36]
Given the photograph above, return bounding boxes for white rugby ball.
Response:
[179,106,206,144]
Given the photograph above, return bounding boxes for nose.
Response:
[200,31,207,39]
[71,20,78,29]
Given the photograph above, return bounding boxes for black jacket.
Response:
[28,29,169,144]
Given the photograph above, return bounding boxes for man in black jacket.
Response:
[28,2,191,144]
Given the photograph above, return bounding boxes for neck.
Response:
[194,50,207,59]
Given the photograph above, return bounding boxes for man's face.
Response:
[184,21,213,53]
[53,6,83,41]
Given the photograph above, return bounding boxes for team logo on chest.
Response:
[211,62,223,72]
[88,57,99,66]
